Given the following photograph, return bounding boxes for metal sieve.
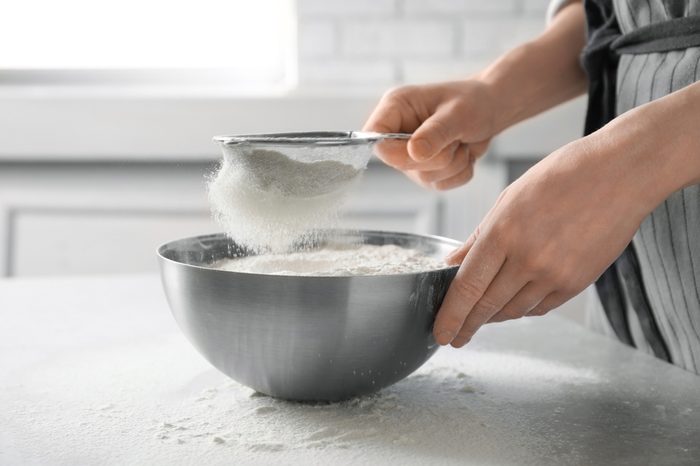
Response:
[212,131,410,197]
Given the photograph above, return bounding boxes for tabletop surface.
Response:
[1,275,699,466]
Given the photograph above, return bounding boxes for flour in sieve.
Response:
[214,244,446,276]
[207,145,368,253]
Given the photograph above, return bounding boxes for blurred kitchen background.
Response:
[0,0,589,321]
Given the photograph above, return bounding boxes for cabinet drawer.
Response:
[11,210,218,277]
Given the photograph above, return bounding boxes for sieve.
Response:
[213,132,411,198]
[214,131,410,148]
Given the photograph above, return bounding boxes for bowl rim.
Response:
[157,229,461,279]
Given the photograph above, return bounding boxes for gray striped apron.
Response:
[582,0,700,373]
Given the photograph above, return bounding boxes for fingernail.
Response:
[411,139,432,160]
[434,330,455,345]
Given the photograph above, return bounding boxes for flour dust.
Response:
[208,143,370,253]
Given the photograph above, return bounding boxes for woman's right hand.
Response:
[363,80,500,190]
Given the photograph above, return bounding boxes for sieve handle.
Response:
[350,132,412,142]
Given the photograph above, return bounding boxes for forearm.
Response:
[477,2,587,133]
[588,80,700,214]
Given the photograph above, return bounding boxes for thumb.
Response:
[408,106,462,162]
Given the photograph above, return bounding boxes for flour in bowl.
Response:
[215,243,446,276]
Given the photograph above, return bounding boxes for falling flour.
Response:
[215,243,446,276]
[208,144,369,253]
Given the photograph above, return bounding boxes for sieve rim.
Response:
[213,131,410,146]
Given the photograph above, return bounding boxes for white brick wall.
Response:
[402,0,519,15]
[340,20,454,58]
[296,0,551,88]
[298,60,396,87]
[522,0,550,14]
[297,0,396,17]
[298,20,335,59]
[462,17,545,56]
[400,58,491,84]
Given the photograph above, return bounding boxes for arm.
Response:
[434,79,700,347]
[363,2,586,189]
[478,1,587,133]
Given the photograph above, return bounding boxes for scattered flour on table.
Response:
[148,352,604,454]
[214,243,446,276]
[152,367,469,451]
[7,337,613,465]
[208,144,369,253]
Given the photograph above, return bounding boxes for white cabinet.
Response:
[11,210,218,276]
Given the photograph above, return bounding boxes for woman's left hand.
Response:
[433,132,656,347]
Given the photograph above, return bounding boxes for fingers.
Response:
[406,145,475,190]
[469,139,491,160]
[449,261,528,348]
[375,134,460,174]
[409,105,464,162]
[363,87,419,135]
[375,139,417,170]
[433,235,506,345]
[396,140,461,172]
[364,85,490,192]
[527,292,572,317]
[432,159,476,190]
[415,145,471,184]
[364,88,422,169]
[487,282,548,323]
[445,227,480,265]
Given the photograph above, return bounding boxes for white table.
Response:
[1,275,699,465]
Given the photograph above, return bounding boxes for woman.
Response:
[364,0,700,373]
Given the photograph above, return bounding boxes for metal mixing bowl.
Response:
[157,230,459,401]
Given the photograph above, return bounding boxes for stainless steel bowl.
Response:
[157,230,459,401]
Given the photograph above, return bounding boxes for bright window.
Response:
[0,0,295,90]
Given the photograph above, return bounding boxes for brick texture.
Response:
[298,20,336,59]
[298,60,396,86]
[297,0,396,17]
[403,0,518,15]
[401,58,491,84]
[340,20,454,58]
[296,0,551,88]
[462,18,544,56]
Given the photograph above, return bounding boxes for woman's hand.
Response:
[361,2,589,192]
[363,81,499,190]
[432,135,657,347]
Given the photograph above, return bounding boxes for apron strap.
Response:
[613,15,700,55]
[616,246,671,361]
